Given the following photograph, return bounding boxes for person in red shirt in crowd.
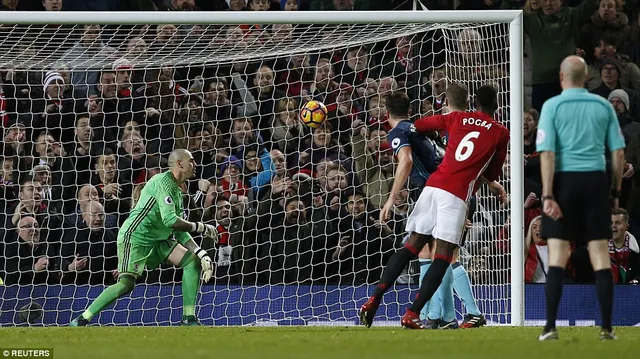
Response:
[609,208,640,284]
[215,155,248,199]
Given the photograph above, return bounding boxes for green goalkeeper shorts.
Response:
[117,236,178,277]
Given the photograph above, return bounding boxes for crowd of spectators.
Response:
[0,0,638,289]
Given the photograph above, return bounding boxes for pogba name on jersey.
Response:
[413,111,510,202]
[461,117,493,130]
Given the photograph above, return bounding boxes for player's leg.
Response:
[420,246,456,329]
[403,238,457,329]
[453,258,480,315]
[360,232,431,327]
[419,245,438,325]
[455,197,485,327]
[163,242,202,326]
[436,265,456,328]
[423,244,457,329]
[71,274,137,326]
[454,262,486,328]
[360,186,437,327]
[452,246,486,328]
[433,244,457,329]
[402,188,465,329]
[420,244,453,328]
[70,238,143,326]
[373,232,431,299]
[442,200,480,328]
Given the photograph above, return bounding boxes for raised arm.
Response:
[571,0,600,26]
[250,148,275,193]
[231,72,258,117]
[413,114,448,134]
[352,128,374,184]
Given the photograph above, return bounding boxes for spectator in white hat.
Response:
[43,70,64,101]
[22,71,76,145]
[608,89,637,131]
[112,58,133,96]
[609,88,640,214]
[226,0,247,10]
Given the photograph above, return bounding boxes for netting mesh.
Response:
[0,23,466,68]
[0,21,512,326]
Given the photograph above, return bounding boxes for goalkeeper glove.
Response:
[194,247,213,282]
[193,222,219,242]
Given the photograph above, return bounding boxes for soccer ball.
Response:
[300,100,328,128]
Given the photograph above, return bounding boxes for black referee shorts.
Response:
[541,171,612,243]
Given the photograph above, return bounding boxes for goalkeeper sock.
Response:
[544,266,565,331]
[452,263,481,316]
[410,256,451,314]
[81,275,135,321]
[594,269,614,332]
[419,259,431,320]
[440,266,455,322]
[372,245,419,300]
[180,253,200,318]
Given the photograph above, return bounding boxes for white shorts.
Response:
[405,186,468,245]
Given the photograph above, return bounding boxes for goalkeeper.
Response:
[71,149,218,326]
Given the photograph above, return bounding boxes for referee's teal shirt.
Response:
[536,88,626,172]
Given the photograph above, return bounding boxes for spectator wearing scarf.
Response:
[609,208,640,284]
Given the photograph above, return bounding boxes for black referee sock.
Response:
[373,246,419,300]
[409,257,450,314]
[594,269,614,332]
[544,266,565,331]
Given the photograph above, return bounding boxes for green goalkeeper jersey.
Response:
[119,171,188,246]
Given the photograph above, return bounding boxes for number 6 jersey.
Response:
[414,111,510,202]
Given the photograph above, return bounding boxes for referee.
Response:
[536,55,626,341]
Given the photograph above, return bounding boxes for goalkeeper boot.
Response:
[180,315,201,326]
[70,316,89,327]
[439,319,459,329]
[401,309,425,329]
[599,330,618,340]
[424,318,442,329]
[359,296,380,328]
[538,328,559,341]
[460,313,487,328]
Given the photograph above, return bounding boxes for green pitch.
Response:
[1,326,639,359]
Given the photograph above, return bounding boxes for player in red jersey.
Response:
[400,83,510,329]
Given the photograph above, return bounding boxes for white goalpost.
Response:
[0,10,524,326]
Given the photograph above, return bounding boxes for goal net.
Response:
[0,12,522,326]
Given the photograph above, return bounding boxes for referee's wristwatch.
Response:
[541,195,554,202]
[610,189,621,199]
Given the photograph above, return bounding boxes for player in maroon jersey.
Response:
[400,83,510,329]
